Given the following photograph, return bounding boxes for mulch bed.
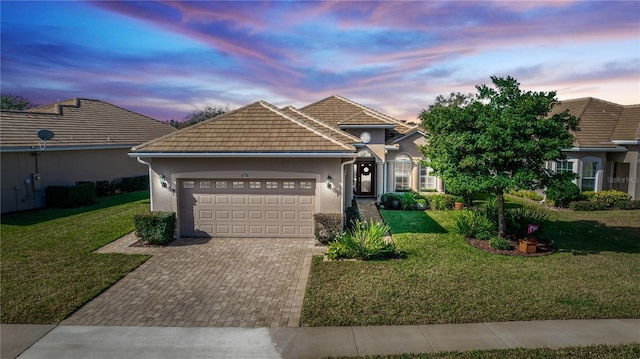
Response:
[466,238,556,256]
[129,238,176,248]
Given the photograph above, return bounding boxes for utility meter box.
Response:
[32,173,42,191]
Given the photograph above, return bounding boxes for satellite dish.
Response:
[36,129,55,151]
[37,129,55,141]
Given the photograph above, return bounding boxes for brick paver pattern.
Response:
[62,233,323,328]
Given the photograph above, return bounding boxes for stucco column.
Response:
[628,151,639,200]
[387,161,395,192]
[411,159,419,192]
[437,178,445,193]
[345,162,354,206]
[376,161,384,199]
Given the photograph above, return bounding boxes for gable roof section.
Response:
[611,105,640,142]
[339,110,395,127]
[132,101,355,154]
[550,98,624,149]
[280,106,360,144]
[1,98,175,151]
[300,95,415,133]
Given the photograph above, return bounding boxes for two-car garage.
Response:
[179,179,316,238]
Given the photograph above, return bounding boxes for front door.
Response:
[354,160,375,197]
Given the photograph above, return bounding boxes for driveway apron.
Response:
[62,233,322,328]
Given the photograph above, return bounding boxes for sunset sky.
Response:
[1,1,639,123]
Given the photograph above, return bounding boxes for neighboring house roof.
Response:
[1,98,175,151]
[550,97,638,149]
[132,101,356,154]
[300,95,416,134]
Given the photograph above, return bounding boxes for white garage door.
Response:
[179,179,315,238]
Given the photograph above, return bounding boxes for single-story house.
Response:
[547,97,640,199]
[130,95,442,238]
[1,98,175,213]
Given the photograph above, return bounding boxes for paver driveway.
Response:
[62,233,323,327]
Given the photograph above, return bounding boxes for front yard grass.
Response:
[1,191,151,324]
[330,343,640,359]
[302,203,640,326]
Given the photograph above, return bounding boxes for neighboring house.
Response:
[1,98,175,213]
[547,98,640,199]
[130,95,440,238]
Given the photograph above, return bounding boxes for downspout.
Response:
[136,156,154,210]
[340,157,357,221]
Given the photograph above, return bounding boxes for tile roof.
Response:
[280,106,361,144]
[300,95,416,134]
[550,97,631,148]
[611,105,640,141]
[132,101,356,153]
[339,110,395,126]
[1,98,175,151]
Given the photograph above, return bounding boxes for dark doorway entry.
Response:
[354,160,375,197]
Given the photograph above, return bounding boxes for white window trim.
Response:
[553,159,579,185]
[579,157,603,192]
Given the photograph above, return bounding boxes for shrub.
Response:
[546,179,582,207]
[431,194,455,210]
[380,193,402,210]
[489,236,511,250]
[344,206,360,231]
[399,192,417,210]
[615,200,640,210]
[95,180,114,197]
[591,190,631,207]
[504,207,549,238]
[133,211,176,245]
[313,213,343,244]
[570,201,607,211]
[581,191,597,201]
[508,189,544,202]
[326,240,350,260]
[452,210,495,239]
[416,198,428,210]
[478,196,498,227]
[45,182,96,208]
[326,220,397,260]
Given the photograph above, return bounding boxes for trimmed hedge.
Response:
[133,211,176,245]
[97,175,149,197]
[616,200,640,210]
[313,213,343,244]
[508,189,544,202]
[569,200,607,211]
[45,182,96,208]
[591,190,631,207]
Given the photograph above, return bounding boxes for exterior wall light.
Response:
[327,175,332,189]
[159,175,168,188]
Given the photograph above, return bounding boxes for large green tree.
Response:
[1,94,37,110]
[420,76,579,237]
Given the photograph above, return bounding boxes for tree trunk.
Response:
[497,190,506,238]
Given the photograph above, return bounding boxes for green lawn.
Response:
[1,191,151,324]
[329,343,640,359]
[302,203,640,326]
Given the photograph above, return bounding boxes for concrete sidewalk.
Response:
[3,319,638,359]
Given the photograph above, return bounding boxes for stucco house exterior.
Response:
[1,98,175,213]
[547,98,640,199]
[130,95,440,238]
